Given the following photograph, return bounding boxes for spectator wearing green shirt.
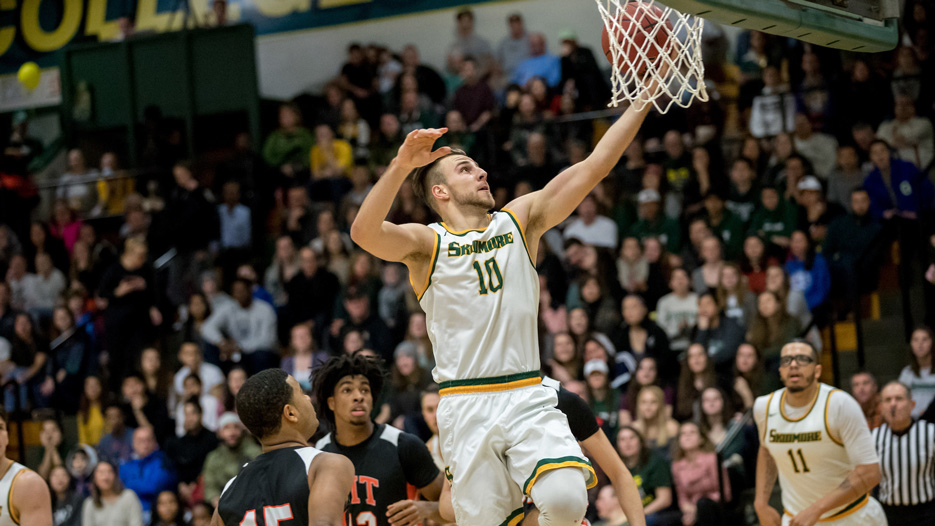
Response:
[201,412,261,506]
[617,426,677,525]
[628,189,681,254]
[262,103,314,179]
[585,359,620,439]
[748,185,797,253]
[703,191,745,261]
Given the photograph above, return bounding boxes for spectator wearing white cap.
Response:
[795,175,844,249]
[628,189,681,253]
[584,358,620,438]
[201,412,261,506]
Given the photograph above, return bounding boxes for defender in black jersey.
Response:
[439,377,647,526]
[313,353,444,526]
[212,369,354,526]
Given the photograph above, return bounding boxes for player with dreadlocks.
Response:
[314,352,444,526]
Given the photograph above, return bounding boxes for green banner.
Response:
[0,0,501,74]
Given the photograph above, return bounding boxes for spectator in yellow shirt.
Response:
[78,375,106,446]
[309,124,354,203]
[310,124,353,180]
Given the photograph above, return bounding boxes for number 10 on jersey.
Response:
[473,257,503,295]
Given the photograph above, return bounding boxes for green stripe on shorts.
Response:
[438,371,540,390]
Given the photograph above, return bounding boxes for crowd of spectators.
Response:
[1,3,935,525]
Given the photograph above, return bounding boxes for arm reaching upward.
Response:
[505,103,651,244]
[350,129,449,265]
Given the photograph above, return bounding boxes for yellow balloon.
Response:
[17,62,40,91]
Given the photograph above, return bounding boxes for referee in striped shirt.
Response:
[871,381,935,522]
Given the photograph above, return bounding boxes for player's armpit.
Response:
[11,469,53,526]
[308,453,355,526]
[352,221,436,265]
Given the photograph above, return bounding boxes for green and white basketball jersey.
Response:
[762,383,854,518]
[0,462,26,526]
[418,210,540,384]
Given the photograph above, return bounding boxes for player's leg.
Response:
[504,386,596,526]
[437,392,525,525]
[527,468,588,526]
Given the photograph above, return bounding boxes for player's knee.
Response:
[531,470,588,526]
[537,490,587,526]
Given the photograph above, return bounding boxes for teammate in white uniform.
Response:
[351,101,652,525]
[754,340,886,526]
[0,408,52,526]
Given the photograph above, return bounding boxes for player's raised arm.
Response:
[506,101,651,240]
[350,129,449,264]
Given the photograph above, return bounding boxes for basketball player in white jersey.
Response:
[351,99,652,525]
[754,340,886,526]
[0,408,53,526]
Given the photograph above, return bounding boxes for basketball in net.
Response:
[594,0,707,113]
[600,2,672,74]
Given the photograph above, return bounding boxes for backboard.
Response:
[661,0,899,52]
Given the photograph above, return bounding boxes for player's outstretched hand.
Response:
[386,499,433,526]
[396,128,451,170]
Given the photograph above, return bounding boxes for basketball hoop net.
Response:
[595,0,708,113]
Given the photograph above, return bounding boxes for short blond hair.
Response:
[409,148,466,212]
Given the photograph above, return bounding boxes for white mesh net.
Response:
[595,0,707,113]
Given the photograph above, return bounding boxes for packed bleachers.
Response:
[1,2,935,525]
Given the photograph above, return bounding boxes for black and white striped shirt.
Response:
[871,419,935,506]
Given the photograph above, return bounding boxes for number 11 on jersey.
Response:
[787,448,810,473]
